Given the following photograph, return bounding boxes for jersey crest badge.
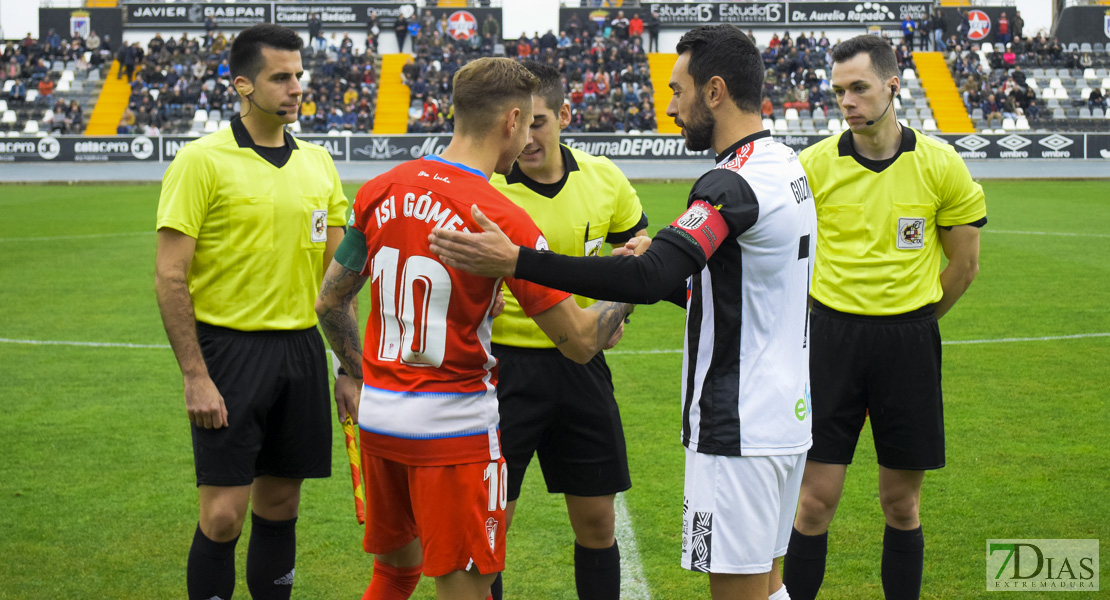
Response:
[584,236,604,257]
[485,517,498,551]
[312,209,328,242]
[897,217,925,249]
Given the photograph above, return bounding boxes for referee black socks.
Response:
[782,527,828,600]
[882,524,924,600]
[187,524,239,600]
[246,512,298,600]
[574,540,620,600]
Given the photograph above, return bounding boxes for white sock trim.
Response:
[769,585,791,600]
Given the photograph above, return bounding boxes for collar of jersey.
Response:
[715,130,771,163]
[838,125,917,173]
[423,155,487,179]
[230,114,298,168]
[503,144,580,199]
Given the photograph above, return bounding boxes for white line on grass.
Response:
[3,332,1109,352]
[607,332,1110,355]
[615,493,652,600]
[0,338,171,349]
[987,230,1110,239]
[0,231,155,243]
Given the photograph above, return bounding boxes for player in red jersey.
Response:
[315,57,633,600]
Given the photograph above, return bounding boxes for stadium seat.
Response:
[1002,117,1016,130]
[1078,107,1092,119]
[60,70,74,83]
[56,80,71,93]
[1031,68,1046,78]
[894,98,902,110]
[909,118,923,130]
[1,110,16,127]
[218,119,231,129]
[71,81,83,93]
[1045,68,1058,78]
[2,79,13,94]
[0,100,6,113]
[1052,108,1066,120]
[1080,43,1093,53]
[981,43,994,53]
[762,118,774,131]
[971,108,983,120]
[289,120,302,133]
[902,68,916,81]
[774,118,788,131]
[209,109,222,122]
[204,120,218,133]
[898,118,909,127]
[1026,78,1039,89]
[193,109,208,123]
[23,120,39,134]
[1102,78,1110,90]
[1066,43,1079,52]
[87,70,99,81]
[1083,68,1097,81]
[7,130,20,137]
[784,108,799,121]
[1015,116,1030,130]
[341,130,353,136]
[51,60,64,71]
[900,88,912,101]
[327,129,340,136]
[915,98,929,108]
[920,108,933,120]
[904,107,918,119]
[1049,77,1063,89]
[812,107,825,120]
[25,90,38,104]
[815,69,827,81]
[1095,108,1106,119]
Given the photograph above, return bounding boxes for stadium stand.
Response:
[1,32,107,136]
[947,32,1110,132]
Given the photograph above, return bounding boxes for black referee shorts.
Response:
[192,322,332,486]
[492,343,631,502]
[807,301,945,471]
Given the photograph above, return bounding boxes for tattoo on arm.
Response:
[588,301,631,349]
[318,266,367,379]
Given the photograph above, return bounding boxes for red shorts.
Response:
[361,445,507,578]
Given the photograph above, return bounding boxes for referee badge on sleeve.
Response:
[897,217,925,250]
[311,209,328,243]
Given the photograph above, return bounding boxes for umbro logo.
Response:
[1038,134,1073,151]
[996,135,1032,151]
[274,568,295,585]
[954,135,990,151]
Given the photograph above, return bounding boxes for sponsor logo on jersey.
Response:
[717,142,754,173]
[897,217,925,250]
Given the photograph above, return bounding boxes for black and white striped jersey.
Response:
[656,131,817,457]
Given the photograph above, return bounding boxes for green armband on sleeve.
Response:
[333,227,369,272]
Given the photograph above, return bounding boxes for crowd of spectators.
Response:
[114,24,378,135]
[947,30,1109,130]
[2,27,114,133]
[399,11,657,134]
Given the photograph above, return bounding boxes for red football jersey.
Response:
[352,156,569,466]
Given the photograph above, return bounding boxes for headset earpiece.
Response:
[890,85,897,97]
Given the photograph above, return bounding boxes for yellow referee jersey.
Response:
[491,145,647,347]
[801,128,986,316]
[156,118,348,331]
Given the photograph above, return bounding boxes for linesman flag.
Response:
[343,415,366,525]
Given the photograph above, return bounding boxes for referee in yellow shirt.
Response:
[782,36,986,600]
[154,24,351,600]
[488,61,648,600]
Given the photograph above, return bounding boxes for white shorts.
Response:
[680,449,806,574]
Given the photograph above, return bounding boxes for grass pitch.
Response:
[0,179,1107,599]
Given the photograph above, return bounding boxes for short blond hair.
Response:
[452,57,539,138]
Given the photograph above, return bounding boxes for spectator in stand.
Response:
[647,11,660,52]
[1001,94,1018,121]
[356,106,372,132]
[1090,88,1106,112]
[326,106,343,132]
[761,95,774,119]
[997,12,1011,47]
[1026,98,1041,123]
[37,76,55,106]
[204,15,217,39]
[66,100,84,133]
[300,93,316,126]
[611,11,630,42]
[9,78,26,105]
[1013,11,1024,40]
[482,14,501,47]
[629,13,644,45]
[982,94,1003,129]
[342,104,357,131]
[394,13,409,53]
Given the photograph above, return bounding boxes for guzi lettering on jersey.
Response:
[790,175,812,204]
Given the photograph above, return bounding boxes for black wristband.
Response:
[336,367,348,377]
